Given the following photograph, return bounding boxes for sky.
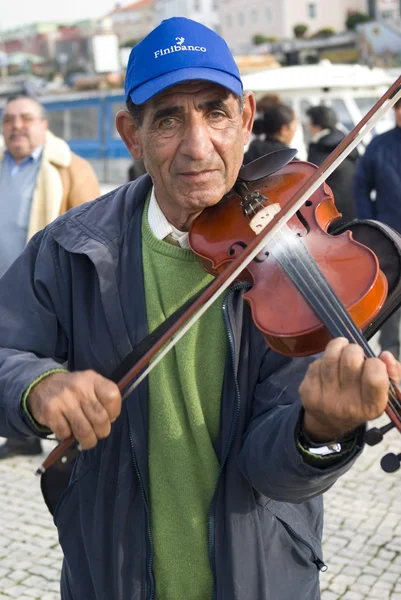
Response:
[0,0,131,30]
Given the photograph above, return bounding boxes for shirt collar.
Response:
[148,187,190,249]
[310,128,331,143]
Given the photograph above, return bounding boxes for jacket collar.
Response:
[49,174,152,254]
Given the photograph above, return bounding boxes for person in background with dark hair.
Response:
[256,93,283,112]
[244,103,298,163]
[306,105,358,228]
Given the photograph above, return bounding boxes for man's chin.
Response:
[8,145,29,159]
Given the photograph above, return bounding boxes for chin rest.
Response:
[238,148,298,183]
[332,219,401,340]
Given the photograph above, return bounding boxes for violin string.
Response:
[270,228,401,417]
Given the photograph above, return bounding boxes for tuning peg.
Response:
[364,421,396,446]
[380,452,401,473]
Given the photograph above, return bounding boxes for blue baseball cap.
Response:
[124,17,243,105]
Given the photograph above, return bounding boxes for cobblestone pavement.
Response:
[0,417,400,600]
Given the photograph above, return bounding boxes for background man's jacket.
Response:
[0,130,100,240]
[353,127,401,233]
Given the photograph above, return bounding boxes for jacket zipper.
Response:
[129,430,155,600]
[278,518,328,572]
[209,283,249,600]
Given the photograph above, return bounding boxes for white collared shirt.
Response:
[148,187,190,249]
[310,128,331,143]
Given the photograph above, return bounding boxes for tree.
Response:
[346,11,371,31]
[293,24,308,38]
[252,34,277,45]
[310,27,336,39]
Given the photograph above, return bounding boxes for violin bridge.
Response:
[249,203,281,234]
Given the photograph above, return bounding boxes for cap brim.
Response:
[129,67,243,105]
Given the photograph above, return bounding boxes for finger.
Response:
[93,374,122,422]
[379,351,401,386]
[298,359,322,404]
[338,344,365,390]
[66,407,99,449]
[47,412,73,441]
[320,337,349,386]
[80,395,112,440]
[360,358,389,420]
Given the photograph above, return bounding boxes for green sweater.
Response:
[142,209,227,600]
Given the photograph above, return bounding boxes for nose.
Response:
[179,115,214,161]
[11,116,25,128]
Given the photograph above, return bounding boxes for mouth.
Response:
[10,133,28,140]
[179,170,216,180]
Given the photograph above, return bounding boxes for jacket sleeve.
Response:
[353,143,377,220]
[66,153,101,209]
[0,231,68,439]
[237,352,364,504]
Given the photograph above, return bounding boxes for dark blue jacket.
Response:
[0,176,363,600]
[353,127,401,233]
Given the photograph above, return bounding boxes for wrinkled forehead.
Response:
[4,98,44,117]
[145,80,235,111]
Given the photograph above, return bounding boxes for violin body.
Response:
[189,161,388,356]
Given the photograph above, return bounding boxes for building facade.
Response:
[105,0,156,45]
[154,0,220,32]
[218,0,370,53]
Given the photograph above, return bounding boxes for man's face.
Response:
[394,101,401,128]
[117,81,255,229]
[2,98,48,162]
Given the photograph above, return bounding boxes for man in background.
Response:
[353,97,401,360]
[0,94,100,458]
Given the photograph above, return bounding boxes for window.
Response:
[194,0,201,10]
[355,96,394,136]
[46,111,64,139]
[47,106,99,141]
[69,107,99,140]
[266,6,272,21]
[252,9,258,24]
[238,12,245,26]
[307,3,317,18]
[226,14,232,27]
[329,99,353,133]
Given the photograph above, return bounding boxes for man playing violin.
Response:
[0,17,399,600]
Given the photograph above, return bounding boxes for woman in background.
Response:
[244,103,298,164]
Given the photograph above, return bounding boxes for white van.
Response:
[241,60,397,159]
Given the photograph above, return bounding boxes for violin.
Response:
[190,160,388,357]
[37,75,401,480]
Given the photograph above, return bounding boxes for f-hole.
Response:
[295,202,312,237]
[228,240,269,264]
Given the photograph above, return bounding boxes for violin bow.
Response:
[37,76,401,476]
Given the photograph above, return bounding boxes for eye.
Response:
[209,110,225,120]
[158,116,178,130]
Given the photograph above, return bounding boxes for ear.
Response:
[241,91,256,145]
[116,110,143,160]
